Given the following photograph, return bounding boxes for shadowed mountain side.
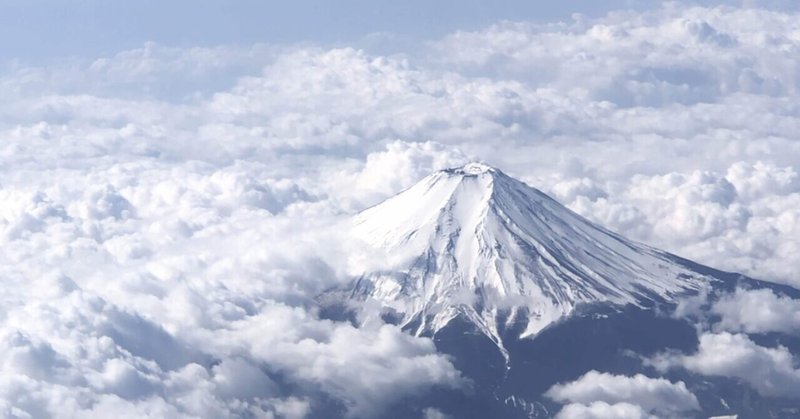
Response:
[369,297,800,419]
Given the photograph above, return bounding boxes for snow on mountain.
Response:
[346,162,711,352]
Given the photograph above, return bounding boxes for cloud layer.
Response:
[1,1,800,417]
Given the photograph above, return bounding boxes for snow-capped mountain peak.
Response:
[452,161,495,175]
[346,163,709,349]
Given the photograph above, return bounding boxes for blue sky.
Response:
[3,0,797,62]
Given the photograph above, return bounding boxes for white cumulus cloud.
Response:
[649,332,800,398]
[545,371,699,417]
[711,288,800,334]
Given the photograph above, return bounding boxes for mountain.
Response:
[346,162,710,352]
[317,162,800,418]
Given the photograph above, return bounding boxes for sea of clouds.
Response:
[2,2,800,418]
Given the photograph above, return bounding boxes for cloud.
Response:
[560,161,800,285]
[0,42,280,102]
[422,407,452,419]
[0,266,463,418]
[326,140,471,211]
[545,371,699,417]
[649,332,800,398]
[555,402,652,419]
[0,157,463,418]
[248,321,466,417]
[422,5,800,286]
[433,6,800,102]
[711,288,800,334]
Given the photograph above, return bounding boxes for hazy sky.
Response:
[3,0,797,62]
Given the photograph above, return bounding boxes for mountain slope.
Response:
[346,162,711,350]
